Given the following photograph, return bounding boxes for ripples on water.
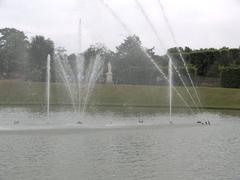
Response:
[0,106,240,180]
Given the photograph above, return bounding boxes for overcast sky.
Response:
[0,0,239,54]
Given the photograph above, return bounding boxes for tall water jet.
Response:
[77,19,83,112]
[76,54,84,112]
[46,54,51,120]
[169,57,172,123]
[78,19,82,55]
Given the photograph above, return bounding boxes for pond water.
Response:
[0,106,240,180]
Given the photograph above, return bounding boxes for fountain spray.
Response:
[134,0,199,112]
[156,0,203,109]
[169,57,172,123]
[47,54,51,120]
[98,0,194,113]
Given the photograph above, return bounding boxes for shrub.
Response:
[172,66,197,86]
[221,67,240,88]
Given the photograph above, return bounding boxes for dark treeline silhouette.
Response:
[0,27,240,87]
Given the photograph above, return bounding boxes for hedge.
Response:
[221,67,240,88]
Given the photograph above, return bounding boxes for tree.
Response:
[28,36,54,81]
[83,43,114,81]
[83,43,112,65]
[167,47,183,54]
[67,53,78,82]
[0,28,29,78]
[184,47,192,53]
[221,67,240,88]
[113,35,155,84]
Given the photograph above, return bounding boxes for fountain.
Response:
[46,54,51,120]
[169,57,172,123]
[53,53,104,115]
[156,0,203,110]
[98,0,199,117]
[133,0,201,112]
[1,2,237,179]
[44,20,105,121]
[45,19,105,119]
[46,1,202,122]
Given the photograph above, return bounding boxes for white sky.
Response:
[0,0,239,54]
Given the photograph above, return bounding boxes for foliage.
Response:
[113,35,155,84]
[83,43,114,72]
[168,47,240,77]
[221,67,240,88]
[1,27,240,88]
[0,28,29,78]
[172,66,197,86]
[28,36,54,81]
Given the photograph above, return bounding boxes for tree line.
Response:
[0,27,240,87]
[0,28,54,81]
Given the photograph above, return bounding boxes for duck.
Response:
[13,120,20,125]
[138,119,144,124]
[77,121,82,125]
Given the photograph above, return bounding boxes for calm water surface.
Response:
[0,106,240,180]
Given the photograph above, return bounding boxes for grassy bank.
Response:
[0,80,240,110]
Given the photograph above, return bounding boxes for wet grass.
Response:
[0,80,240,110]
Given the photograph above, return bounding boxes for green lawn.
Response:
[0,80,240,110]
